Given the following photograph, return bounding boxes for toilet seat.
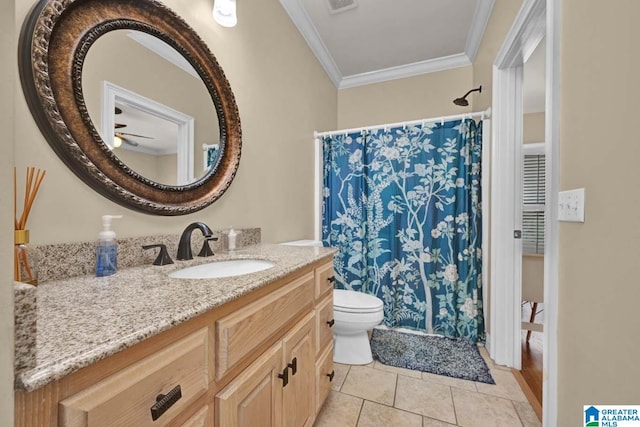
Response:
[334,289,383,313]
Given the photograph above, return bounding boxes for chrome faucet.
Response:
[177,222,214,260]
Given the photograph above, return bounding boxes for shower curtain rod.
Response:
[314,107,491,139]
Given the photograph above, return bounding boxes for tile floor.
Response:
[314,347,541,427]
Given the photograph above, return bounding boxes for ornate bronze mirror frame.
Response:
[19,0,242,215]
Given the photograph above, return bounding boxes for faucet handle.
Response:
[198,237,218,257]
[142,244,174,266]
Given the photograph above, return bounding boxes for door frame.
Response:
[490,0,560,425]
[101,81,196,185]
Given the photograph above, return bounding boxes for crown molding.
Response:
[339,53,471,89]
[465,0,496,62]
[279,0,342,87]
[281,0,490,89]
[126,31,200,79]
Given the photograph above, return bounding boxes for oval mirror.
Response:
[19,0,241,215]
[82,29,221,187]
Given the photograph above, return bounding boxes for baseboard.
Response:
[484,332,491,355]
[511,368,542,422]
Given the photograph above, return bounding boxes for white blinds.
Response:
[523,154,545,254]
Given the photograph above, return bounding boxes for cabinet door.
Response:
[282,313,315,427]
[216,343,284,427]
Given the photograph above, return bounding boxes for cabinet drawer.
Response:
[315,262,335,299]
[315,293,334,356]
[59,328,210,427]
[216,272,314,380]
[315,344,334,413]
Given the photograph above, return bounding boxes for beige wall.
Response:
[1,0,14,424]
[14,0,337,245]
[524,112,545,143]
[337,66,473,129]
[558,0,640,424]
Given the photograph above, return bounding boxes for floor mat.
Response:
[370,328,495,384]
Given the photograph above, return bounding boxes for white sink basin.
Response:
[168,259,275,279]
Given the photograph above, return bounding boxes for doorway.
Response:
[519,36,546,415]
[490,0,560,425]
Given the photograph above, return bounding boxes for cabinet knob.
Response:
[150,384,182,421]
[326,319,335,328]
[278,366,289,387]
[327,276,335,284]
[288,357,297,376]
[326,370,335,382]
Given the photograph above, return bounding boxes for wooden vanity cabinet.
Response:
[215,313,315,427]
[14,258,335,427]
[314,266,335,414]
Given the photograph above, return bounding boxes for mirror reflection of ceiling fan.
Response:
[113,107,155,148]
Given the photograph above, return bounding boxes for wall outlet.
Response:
[558,188,585,222]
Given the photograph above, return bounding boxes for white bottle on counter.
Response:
[227,226,240,251]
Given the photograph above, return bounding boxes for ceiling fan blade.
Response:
[117,132,154,139]
[122,137,139,147]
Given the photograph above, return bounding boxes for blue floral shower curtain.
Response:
[322,119,485,343]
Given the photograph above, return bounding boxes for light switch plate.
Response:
[558,188,585,222]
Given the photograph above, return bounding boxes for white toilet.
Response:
[277,241,385,365]
[333,289,384,365]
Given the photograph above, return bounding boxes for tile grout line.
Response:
[354,397,364,427]
[510,399,526,427]
[449,385,459,426]
[392,372,398,408]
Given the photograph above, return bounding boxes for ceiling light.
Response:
[213,0,237,27]
[113,135,122,148]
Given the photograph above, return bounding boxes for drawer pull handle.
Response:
[288,357,298,376]
[326,319,335,328]
[278,366,289,387]
[150,384,182,421]
[327,370,335,382]
[327,276,335,284]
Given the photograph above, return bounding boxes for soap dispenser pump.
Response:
[96,215,122,277]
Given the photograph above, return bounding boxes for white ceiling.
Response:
[280,0,496,88]
[115,102,179,155]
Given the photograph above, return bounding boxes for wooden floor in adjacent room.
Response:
[518,303,543,419]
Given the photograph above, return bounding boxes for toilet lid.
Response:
[334,289,383,313]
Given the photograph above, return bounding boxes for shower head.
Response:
[453,86,482,107]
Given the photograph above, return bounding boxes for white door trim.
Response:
[491,0,559,425]
[490,60,524,369]
[101,81,195,185]
[543,0,561,425]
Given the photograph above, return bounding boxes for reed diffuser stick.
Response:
[14,168,18,230]
[14,166,46,285]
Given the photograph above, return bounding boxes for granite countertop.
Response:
[15,243,335,392]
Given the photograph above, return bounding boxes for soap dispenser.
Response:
[96,215,122,277]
